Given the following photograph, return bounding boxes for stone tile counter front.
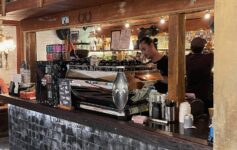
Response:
[1,95,212,150]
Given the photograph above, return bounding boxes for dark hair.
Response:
[140,37,153,45]
[191,37,207,53]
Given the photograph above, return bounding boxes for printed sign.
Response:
[59,79,72,107]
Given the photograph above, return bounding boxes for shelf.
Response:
[73,42,90,45]
[88,49,140,52]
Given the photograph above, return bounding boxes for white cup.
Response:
[184,114,193,128]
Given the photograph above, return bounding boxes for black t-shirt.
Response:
[186,52,213,104]
[154,55,168,76]
[154,55,168,93]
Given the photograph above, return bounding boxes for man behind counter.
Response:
[139,37,168,93]
[186,37,213,111]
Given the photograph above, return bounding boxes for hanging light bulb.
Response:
[204,10,211,20]
[125,22,130,28]
[160,17,166,24]
[97,25,102,31]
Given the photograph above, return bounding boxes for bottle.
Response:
[148,89,157,117]
[13,82,19,96]
[152,102,162,119]
[24,62,31,84]
[208,118,214,146]
[112,51,117,60]
[20,61,26,83]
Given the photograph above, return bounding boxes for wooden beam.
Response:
[37,0,44,8]
[20,0,214,32]
[16,26,24,73]
[6,0,77,12]
[168,13,186,104]
[6,0,38,12]
[2,20,20,26]
[1,0,6,16]
[25,32,37,82]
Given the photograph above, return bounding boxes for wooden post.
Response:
[215,0,237,149]
[16,26,24,73]
[1,0,6,16]
[37,0,44,8]
[168,13,186,105]
[25,32,37,82]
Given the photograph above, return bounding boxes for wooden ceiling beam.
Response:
[6,0,59,12]
[20,0,214,32]
[2,20,20,26]
[6,0,38,12]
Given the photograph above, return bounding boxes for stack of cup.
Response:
[179,102,191,123]
[179,101,194,128]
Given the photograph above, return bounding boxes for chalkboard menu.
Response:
[58,79,72,108]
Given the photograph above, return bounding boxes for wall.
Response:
[36,30,63,61]
[36,28,97,61]
[214,0,237,149]
[0,26,17,84]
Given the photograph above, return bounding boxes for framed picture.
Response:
[70,31,79,43]
[61,16,69,25]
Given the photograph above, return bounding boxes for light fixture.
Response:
[4,36,16,51]
[96,25,102,31]
[160,17,166,24]
[0,26,16,69]
[204,10,211,20]
[125,22,130,28]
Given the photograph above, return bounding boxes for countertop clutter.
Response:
[0,94,212,150]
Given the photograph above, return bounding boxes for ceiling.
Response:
[0,0,214,23]
[92,10,214,30]
[1,0,122,21]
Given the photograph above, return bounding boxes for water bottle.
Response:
[208,118,214,146]
[148,89,157,117]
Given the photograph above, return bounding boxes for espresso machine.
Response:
[63,61,162,117]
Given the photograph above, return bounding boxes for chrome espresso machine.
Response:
[62,60,162,118]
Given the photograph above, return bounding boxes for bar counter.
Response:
[0,94,212,150]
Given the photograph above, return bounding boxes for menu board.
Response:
[111,29,131,50]
[58,79,72,107]
[111,31,121,50]
[119,29,131,49]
